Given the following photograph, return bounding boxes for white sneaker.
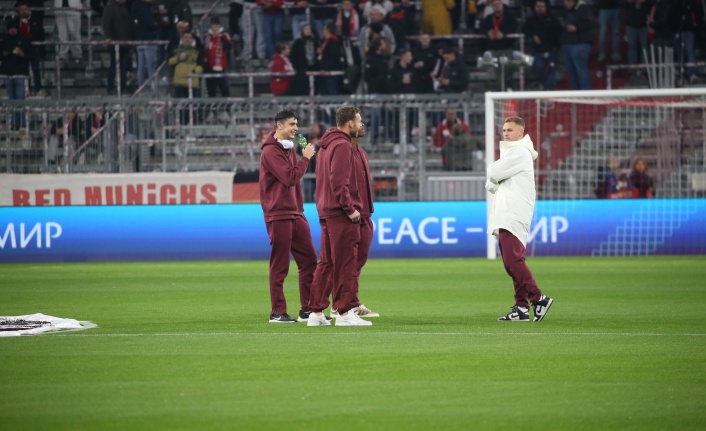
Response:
[330,309,340,318]
[352,304,379,318]
[335,311,372,326]
[307,312,331,327]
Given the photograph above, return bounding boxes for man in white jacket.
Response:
[486,116,554,322]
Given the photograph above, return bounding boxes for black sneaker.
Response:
[269,312,296,323]
[532,295,554,322]
[498,305,530,322]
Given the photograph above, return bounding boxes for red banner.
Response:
[1,172,235,206]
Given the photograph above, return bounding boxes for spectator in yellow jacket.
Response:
[168,31,204,98]
[421,0,455,35]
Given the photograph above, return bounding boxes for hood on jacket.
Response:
[499,134,538,161]
[261,130,295,150]
[318,127,351,149]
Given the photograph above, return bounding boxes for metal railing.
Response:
[184,70,344,129]
[606,61,706,90]
[31,40,170,98]
[4,93,705,201]
[0,95,479,200]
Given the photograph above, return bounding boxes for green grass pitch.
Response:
[1,256,705,430]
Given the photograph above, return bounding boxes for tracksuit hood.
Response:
[318,127,352,149]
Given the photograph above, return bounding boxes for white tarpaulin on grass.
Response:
[0,313,96,337]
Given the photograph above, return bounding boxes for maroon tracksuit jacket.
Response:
[259,131,317,315]
[309,128,374,314]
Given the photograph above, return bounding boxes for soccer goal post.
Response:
[484,88,706,259]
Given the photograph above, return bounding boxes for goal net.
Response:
[484,88,706,259]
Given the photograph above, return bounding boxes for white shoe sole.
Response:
[335,316,373,326]
[307,319,331,327]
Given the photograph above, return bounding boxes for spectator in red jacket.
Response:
[259,109,318,323]
[270,42,294,95]
[203,17,231,98]
[433,109,470,169]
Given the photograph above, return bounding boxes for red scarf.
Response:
[321,34,339,55]
[336,9,360,38]
[19,17,32,39]
[493,14,504,32]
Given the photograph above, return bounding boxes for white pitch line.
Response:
[54,332,706,337]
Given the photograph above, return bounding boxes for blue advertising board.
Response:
[1,199,704,262]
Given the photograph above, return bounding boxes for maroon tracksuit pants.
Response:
[498,229,542,308]
[266,216,318,315]
[308,215,372,314]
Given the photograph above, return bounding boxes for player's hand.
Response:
[485,179,499,194]
[348,210,361,224]
[303,143,315,159]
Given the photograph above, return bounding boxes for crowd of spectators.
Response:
[595,155,655,198]
[0,0,704,148]
[1,0,704,100]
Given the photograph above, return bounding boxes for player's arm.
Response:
[487,148,528,183]
[261,146,309,187]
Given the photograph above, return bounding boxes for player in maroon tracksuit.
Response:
[259,110,318,323]
[307,110,379,324]
[307,106,374,327]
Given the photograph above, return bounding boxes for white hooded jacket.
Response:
[486,134,539,246]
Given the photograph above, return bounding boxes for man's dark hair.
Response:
[442,47,456,56]
[275,109,297,125]
[336,106,359,127]
[275,42,289,54]
[504,116,525,128]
